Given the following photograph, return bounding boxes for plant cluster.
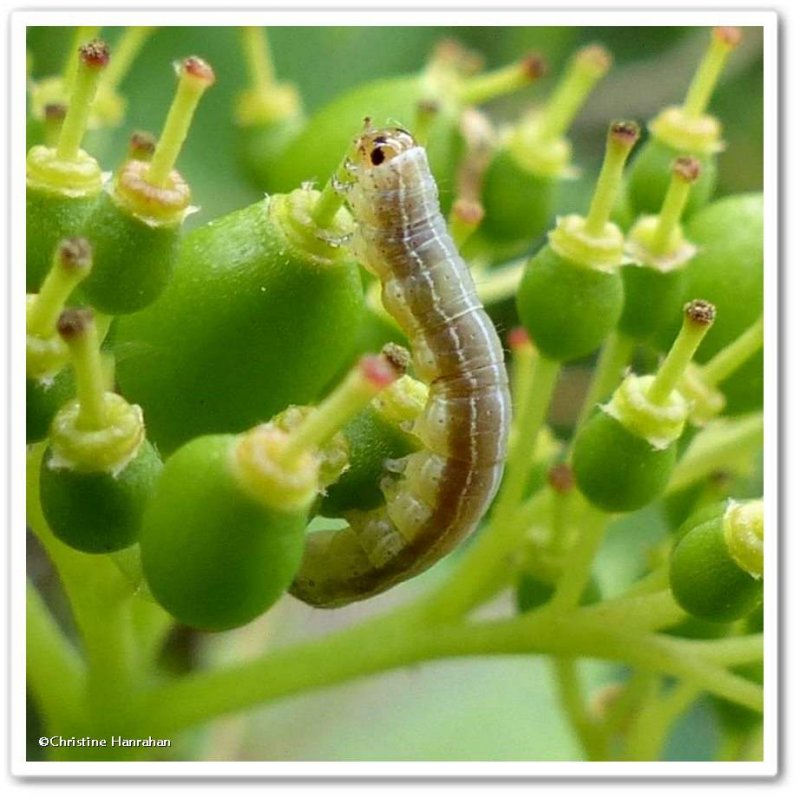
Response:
[25,26,765,762]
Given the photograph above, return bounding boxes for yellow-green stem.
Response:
[648,303,715,405]
[457,57,542,106]
[241,26,276,92]
[649,168,695,256]
[27,258,88,339]
[701,316,764,386]
[102,26,155,90]
[64,317,107,430]
[62,26,101,89]
[56,48,106,162]
[279,360,391,465]
[536,46,610,142]
[551,658,610,760]
[147,61,213,187]
[584,123,639,237]
[683,28,739,119]
[575,331,635,429]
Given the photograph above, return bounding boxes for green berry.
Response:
[26,41,109,291]
[517,121,639,362]
[139,433,307,631]
[115,187,365,454]
[624,27,742,220]
[38,308,162,553]
[80,56,215,315]
[669,499,763,622]
[573,300,716,512]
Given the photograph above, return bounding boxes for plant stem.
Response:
[457,56,544,106]
[649,162,696,256]
[622,680,699,760]
[62,26,101,89]
[701,316,764,387]
[102,27,155,90]
[666,412,763,494]
[26,580,87,730]
[241,27,276,93]
[551,658,610,760]
[575,331,635,428]
[683,28,740,119]
[575,589,686,632]
[549,504,608,610]
[139,600,762,736]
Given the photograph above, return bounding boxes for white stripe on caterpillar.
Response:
[290,127,511,607]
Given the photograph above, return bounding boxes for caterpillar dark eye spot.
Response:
[371,147,386,166]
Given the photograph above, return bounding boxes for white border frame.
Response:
[8,6,779,779]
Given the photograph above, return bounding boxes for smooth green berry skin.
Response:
[626,138,716,220]
[319,407,417,516]
[26,371,75,443]
[515,572,601,613]
[669,513,763,623]
[115,193,364,455]
[79,192,180,315]
[26,190,99,292]
[618,265,685,341]
[236,117,304,193]
[656,193,763,413]
[269,76,462,211]
[573,411,676,513]
[139,435,306,631]
[516,244,624,362]
[40,439,162,554]
[464,155,555,263]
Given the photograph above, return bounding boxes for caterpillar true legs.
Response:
[290,127,511,607]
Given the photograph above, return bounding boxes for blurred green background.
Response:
[26,25,764,762]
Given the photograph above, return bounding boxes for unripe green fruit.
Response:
[40,439,162,554]
[669,510,763,623]
[26,189,100,292]
[79,184,183,314]
[236,117,304,193]
[515,572,601,613]
[516,245,624,362]
[618,264,685,340]
[626,138,716,220]
[467,153,555,259]
[573,411,676,513]
[320,406,417,516]
[656,193,763,413]
[268,75,462,211]
[26,371,74,443]
[115,190,364,454]
[139,434,306,631]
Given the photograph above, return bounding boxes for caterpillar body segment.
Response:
[291,127,511,607]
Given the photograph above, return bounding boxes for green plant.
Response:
[25,25,765,764]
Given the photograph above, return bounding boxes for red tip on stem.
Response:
[673,155,702,183]
[610,119,641,146]
[57,237,92,271]
[713,26,742,48]
[182,55,216,86]
[80,40,111,69]
[359,353,404,390]
[44,103,67,121]
[521,53,548,80]
[56,307,93,340]
[452,198,485,227]
[507,326,532,351]
[684,299,717,327]
[548,463,575,494]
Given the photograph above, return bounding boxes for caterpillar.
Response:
[290,126,511,607]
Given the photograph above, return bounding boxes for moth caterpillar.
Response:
[291,127,511,607]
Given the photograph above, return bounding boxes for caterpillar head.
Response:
[355,126,417,169]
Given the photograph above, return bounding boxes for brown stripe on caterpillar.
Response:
[290,125,511,608]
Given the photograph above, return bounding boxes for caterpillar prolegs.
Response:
[290,128,511,607]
